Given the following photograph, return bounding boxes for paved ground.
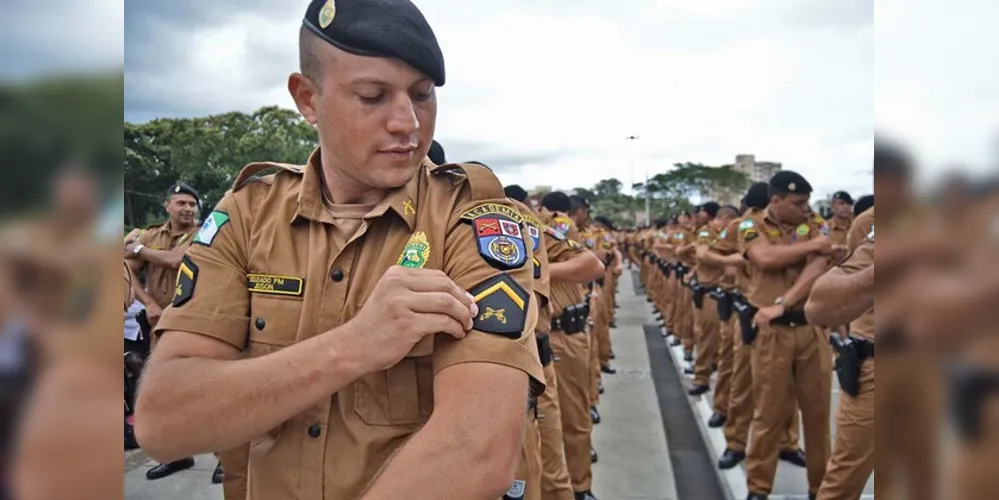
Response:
[123,269,873,499]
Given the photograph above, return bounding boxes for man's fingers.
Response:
[399,268,473,310]
[428,314,467,340]
[409,292,474,330]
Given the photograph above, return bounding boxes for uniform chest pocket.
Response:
[248,296,303,346]
[354,356,435,426]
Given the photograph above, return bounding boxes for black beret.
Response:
[541,192,572,213]
[769,170,812,194]
[853,194,874,216]
[594,215,615,231]
[874,140,913,177]
[700,202,720,218]
[303,0,445,86]
[831,191,854,204]
[743,182,770,209]
[504,184,529,202]
[428,140,446,165]
[167,182,199,201]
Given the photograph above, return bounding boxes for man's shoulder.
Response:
[233,161,305,192]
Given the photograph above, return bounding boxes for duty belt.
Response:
[769,309,809,327]
[536,333,553,367]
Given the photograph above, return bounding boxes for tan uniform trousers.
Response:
[816,358,874,500]
[712,307,735,416]
[513,417,542,500]
[663,274,678,333]
[537,362,574,500]
[218,444,250,500]
[876,352,940,500]
[598,275,614,367]
[724,317,800,452]
[549,330,593,492]
[589,293,604,408]
[693,294,721,387]
[950,387,999,500]
[746,324,831,495]
[674,284,695,352]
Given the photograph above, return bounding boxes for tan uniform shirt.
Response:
[515,201,552,333]
[676,227,697,268]
[829,216,853,247]
[543,212,588,315]
[737,208,824,310]
[136,221,198,308]
[827,208,874,340]
[695,224,724,286]
[714,219,740,290]
[155,152,544,500]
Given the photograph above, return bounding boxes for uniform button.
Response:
[331,269,345,282]
[307,423,321,438]
[255,318,266,330]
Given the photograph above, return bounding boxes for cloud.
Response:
[121,0,885,199]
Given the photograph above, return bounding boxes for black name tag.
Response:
[247,274,304,296]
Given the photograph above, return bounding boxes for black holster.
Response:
[734,296,758,345]
[690,280,705,310]
[829,334,872,397]
[563,305,580,334]
[948,364,999,443]
[714,289,733,321]
[536,334,553,367]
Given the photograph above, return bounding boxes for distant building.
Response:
[702,154,782,205]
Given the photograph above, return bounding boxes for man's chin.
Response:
[369,163,422,189]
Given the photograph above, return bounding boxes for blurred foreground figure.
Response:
[3,166,122,499]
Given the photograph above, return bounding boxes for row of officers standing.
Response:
[628,170,861,500]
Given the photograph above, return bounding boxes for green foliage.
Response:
[0,71,123,216]
[124,107,317,228]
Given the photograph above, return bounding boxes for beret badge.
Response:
[319,0,336,28]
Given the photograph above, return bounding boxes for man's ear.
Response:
[288,73,319,126]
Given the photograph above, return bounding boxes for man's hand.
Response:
[343,266,478,373]
[809,236,836,255]
[752,304,786,328]
[124,240,141,259]
[124,228,143,244]
[145,303,164,325]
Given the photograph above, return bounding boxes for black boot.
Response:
[707,412,727,428]
[779,448,807,468]
[688,384,710,396]
[684,350,694,362]
[746,494,768,500]
[600,364,616,375]
[575,490,598,500]
[598,380,605,394]
[212,462,225,484]
[590,406,601,424]
[146,458,195,480]
[590,446,598,463]
[670,338,682,347]
[683,366,695,375]
[609,320,617,328]
[718,448,746,470]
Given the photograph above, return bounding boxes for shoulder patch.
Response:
[193,211,230,246]
[796,224,810,236]
[172,255,199,307]
[470,274,530,339]
[742,229,760,243]
[698,230,711,238]
[566,239,583,250]
[466,207,528,270]
[739,219,754,231]
[544,225,567,241]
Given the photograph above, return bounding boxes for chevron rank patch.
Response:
[173,255,199,307]
[464,204,528,270]
[544,226,566,241]
[469,273,529,339]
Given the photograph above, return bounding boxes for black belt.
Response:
[770,309,809,326]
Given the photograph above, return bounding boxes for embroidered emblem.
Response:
[397,231,430,269]
[172,256,198,307]
[318,0,336,28]
[402,199,416,216]
[469,274,529,338]
[467,207,527,270]
[194,211,230,246]
[247,274,305,296]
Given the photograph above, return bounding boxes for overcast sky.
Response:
[9,0,994,200]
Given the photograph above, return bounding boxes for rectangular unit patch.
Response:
[247,274,304,296]
[460,203,525,223]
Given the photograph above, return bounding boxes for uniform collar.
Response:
[294,148,421,231]
[763,207,793,231]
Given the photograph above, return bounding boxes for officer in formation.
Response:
[135,1,550,499]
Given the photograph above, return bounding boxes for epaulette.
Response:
[431,162,504,201]
[144,221,166,231]
[233,161,305,191]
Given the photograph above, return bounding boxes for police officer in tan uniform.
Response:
[540,192,604,500]
[827,191,854,247]
[689,202,726,396]
[805,207,874,500]
[135,2,547,498]
[673,212,697,362]
[715,184,802,471]
[124,182,203,481]
[738,171,844,500]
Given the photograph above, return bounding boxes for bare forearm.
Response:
[784,257,829,307]
[805,267,874,326]
[138,247,185,270]
[749,242,816,270]
[360,419,516,500]
[136,330,363,460]
[550,253,604,283]
[699,248,731,267]
[131,284,159,309]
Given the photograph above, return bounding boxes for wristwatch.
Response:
[132,244,145,256]
[774,296,785,306]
